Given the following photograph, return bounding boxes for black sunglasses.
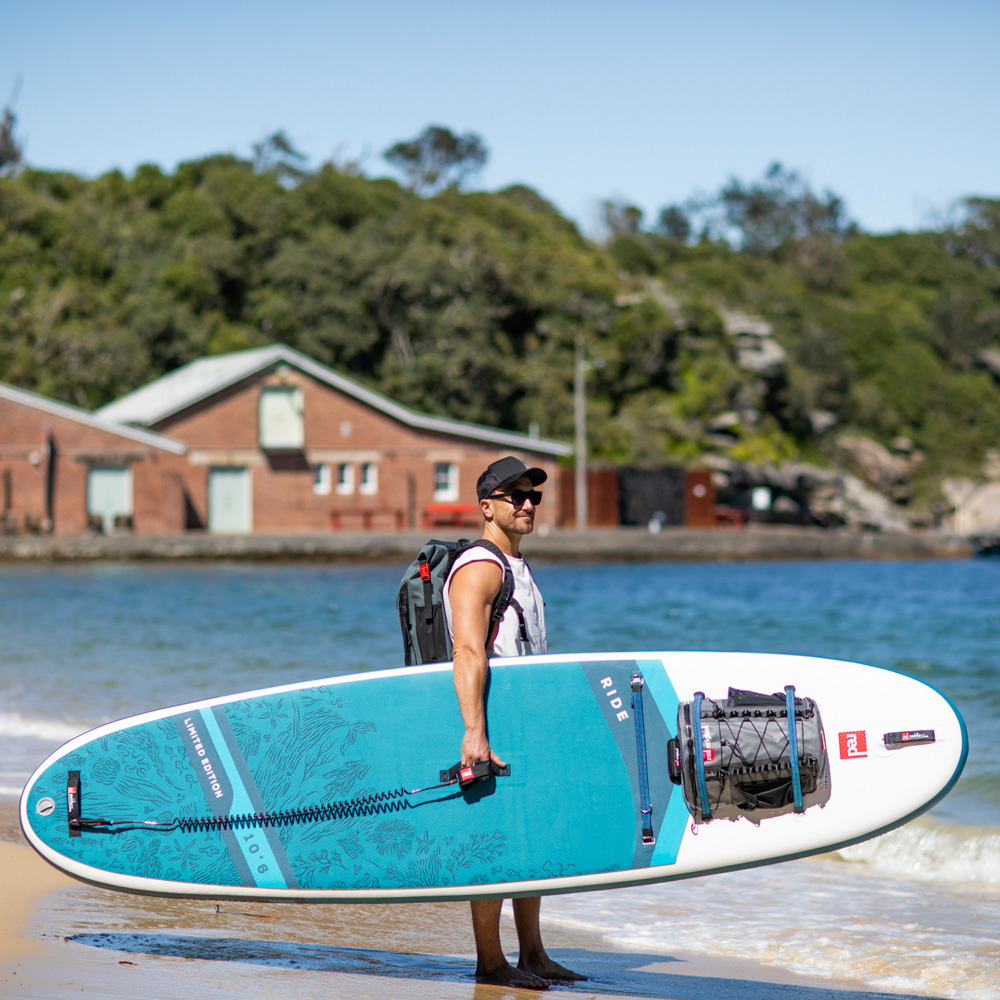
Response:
[488,489,543,507]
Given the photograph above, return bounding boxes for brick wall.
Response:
[151,369,563,534]
[2,364,564,537]
[0,395,187,536]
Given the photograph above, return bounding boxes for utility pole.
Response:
[574,334,588,531]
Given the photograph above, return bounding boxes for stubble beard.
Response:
[498,504,534,537]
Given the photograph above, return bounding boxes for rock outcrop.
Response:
[830,434,920,505]
[721,308,787,380]
[704,455,913,533]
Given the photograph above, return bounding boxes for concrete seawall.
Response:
[0,526,974,563]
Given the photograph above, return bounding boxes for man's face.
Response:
[485,474,539,535]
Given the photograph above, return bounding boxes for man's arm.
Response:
[448,559,507,769]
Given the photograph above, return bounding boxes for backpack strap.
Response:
[784,685,805,814]
[464,539,529,645]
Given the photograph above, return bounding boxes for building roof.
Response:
[96,344,573,456]
[0,382,187,454]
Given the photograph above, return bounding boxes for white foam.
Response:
[541,851,1000,1000]
[833,818,1000,887]
[0,711,84,743]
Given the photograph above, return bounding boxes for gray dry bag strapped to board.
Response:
[668,686,829,822]
[396,538,527,666]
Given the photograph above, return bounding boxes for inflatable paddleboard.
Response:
[20,652,967,903]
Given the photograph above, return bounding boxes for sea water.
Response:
[1,557,997,998]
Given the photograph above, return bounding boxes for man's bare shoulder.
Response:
[449,556,504,602]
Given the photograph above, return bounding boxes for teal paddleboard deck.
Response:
[20,652,967,903]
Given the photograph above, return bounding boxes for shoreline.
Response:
[0,525,973,563]
[0,834,931,1000]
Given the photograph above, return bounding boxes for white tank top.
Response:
[443,547,546,657]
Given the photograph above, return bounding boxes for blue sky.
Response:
[4,0,997,235]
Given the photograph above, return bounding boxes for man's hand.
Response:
[461,727,507,770]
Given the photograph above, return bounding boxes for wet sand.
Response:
[1,815,944,1000]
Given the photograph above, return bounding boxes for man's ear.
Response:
[480,497,494,522]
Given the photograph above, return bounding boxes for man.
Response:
[442,456,586,990]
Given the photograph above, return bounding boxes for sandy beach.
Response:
[1,809,944,1000]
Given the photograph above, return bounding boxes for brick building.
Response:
[94,344,571,534]
[0,382,189,536]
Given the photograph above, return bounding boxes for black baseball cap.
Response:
[477,456,547,501]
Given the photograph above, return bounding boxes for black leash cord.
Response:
[176,787,412,831]
[69,774,465,835]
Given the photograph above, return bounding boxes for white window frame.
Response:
[258,386,304,449]
[359,462,378,495]
[312,463,332,495]
[336,462,355,495]
[433,462,458,502]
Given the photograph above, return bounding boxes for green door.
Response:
[208,467,252,533]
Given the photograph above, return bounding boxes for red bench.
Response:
[330,508,406,531]
[423,502,482,529]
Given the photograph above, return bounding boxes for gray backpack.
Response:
[396,538,526,666]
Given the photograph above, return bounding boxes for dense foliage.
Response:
[1,140,998,511]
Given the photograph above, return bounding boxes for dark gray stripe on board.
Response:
[581,661,675,869]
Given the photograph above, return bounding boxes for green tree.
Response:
[945,197,1000,275]
[0,79,23,176]
[2,143,1000,501]
[251,130,309,186]
[658,163,855,255]
[383,125,488,196]
[718,162,854,255]
[655,204,692,242]
[600,199,644,237]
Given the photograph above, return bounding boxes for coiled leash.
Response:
[65,761,509,836]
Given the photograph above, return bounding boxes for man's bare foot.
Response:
[518,956,587,982]
[476,961,551,990]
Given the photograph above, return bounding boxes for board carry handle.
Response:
[67,770,82,838]
[884,729,935,748]
[439,759,511,789]
[631,673,655,844]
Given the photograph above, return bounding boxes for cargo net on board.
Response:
[669,687,831,822]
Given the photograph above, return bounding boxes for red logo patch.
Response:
[701,724,715,763]
[838,730,868,759]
